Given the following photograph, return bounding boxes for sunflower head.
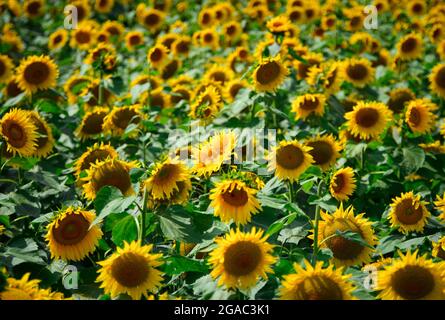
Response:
[46,207,103,261]
[75,107,108,140]
[342,57,375,88]
[388,88,415,114]
[96,241,163,300]
[389,191,430,234]
[140,8,165,33]
[0,54,14,84]
[74,142,118,177]
[279,260,355,300]
[329,167,356,201]
[103,104,143,137]
[291,93,326,120]
[396,33,423,61]
[209,228,276,290]
[16,55,59,95]
[147,44,169,69]
[429,63,445,99]
[48,29,68,50]
[26,110,54,158]
[190,85,222,123]
[252,55,288,92]
[305,134,342,171]
[405,99,437,134]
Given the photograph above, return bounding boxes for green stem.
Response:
[311,179,324,265]
[287,180,295,203]
[139,187,148,242]
[98,70,104,106]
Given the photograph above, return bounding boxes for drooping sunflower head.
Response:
[97,241,164,300]
[82,158,139,200]
[170,85,193,105]
[376,250,445,300]
[429,63,445,99]
[252,55,288,92]
[405,99,437,134]
[0,54,14,84]
[313,204,376,267]
[48,29,68,50]
[396,33,423,61]
[85,42,117,71]
[16,55,59,95]
[74,142,118,177]
[103,104,143,137]
[268,140,314,182]
[209,228,276,290]
[45,207,103,261]
[342,57,375,88]
[291,93,327,120]
[304,134,342,171]
[143,157,189,200]
[389,191,430,234]
[75,107,108,140]
[295,52,323,80]
[210,179,261,226]
[388,88,415,114]
[0,108,38,157]
[26,110,54,158]
[329,167,356,201]
[344,101,393,140]
[278,260,355,300]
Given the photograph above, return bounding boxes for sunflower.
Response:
[376,251,445,300]
[48,28,68,50]
[266,15,292,33]
[388,191,430,234]
[27,110,54,158]
[140,8,165,33]
[342,58,374,87]
[200,28,219,50]
[149,88,170,108]
[158,33,180,49]
[0,55,14,83]
[222,21,241,44]
[70,23,96,50]
[97,241,163,300]
[170,85,192,104]
[74,142,118,177]
[305,135,342,171]
[204,65,234,86]
[313,204,376,267]
[429,63,445,98]
[432,236,445,260]
[102,20,124,40]
[278,260,355,300]
[419,141,445,154]
[252,56,288,92]
[287,7,305,24]
[160,58,181,80]
[102,105,143,137]
[291,93,326,120]
[407,0,426,17]
[3,77,24,99]
[0,273,66,300]
[171,35,191,56]
[71,0,90,22]
[23,0,44,18]
[224,79,249,103]
[75,107,108,140]
[344,101,392,140]
[434,193,445,221]
[295,52,323,80]
[396,33,423,61]
[210,179,261,226]
[143,157,189,200]
[209,228,276,290]
[267,140,313,182]
[330,167,356,202]
[189,85,222,123]
[405,99,437,134]
[85,42,117,71]
[95,0,114,13]
[64,74,92,105]
[309,62,343,96]
[147,44,169,69]
[16,55,59,95]
[387,88,415,114]
[45,207,102,261]
[0,108,38,157]
[192,131,236,177]
[82,158,139,200]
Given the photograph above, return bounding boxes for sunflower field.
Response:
[1,0,445,302]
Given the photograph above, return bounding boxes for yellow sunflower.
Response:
[71,0,90,22]
[267,140,313,182]
[329,167,356,202]
[224,79,249,103]
[63,74,92,105]
[190,85,222,123]
[45,207,103,261]
[101,20,124,40]
[387,87,415,114]
[26,110,54,158]
[170,85,193,104]
[210,179,261,226]
[160,58,181,80]
[0,273,65,300]
[75,107,108,140]
[82,158,139,200]
[266,15,292,33]
[292,93,326,120]
[376,250,445,300]
[97,241,163,300]
[312,204,376,267]
[209,228,276,290]
[305,134,342,171]
[147,44,169,69]
[16,55,59,95]
[199,28,219,50]
[429,63,445,98]
[171,35,191,57]
[432,236,445,260]
[143,157,189,200]
[198,8,214,28]
[3,77,25,99]
[95,0,114,13]
[222,21,242,44]
[23,0,44,18]
[252,56,288,92]
[405,99,437,134]
[140,8,165,33]
[0,108,38,157]
[102,105,143,137]
[204,65,234,86]
[388,191,430,234]
[70,22,96,50]
[278,260,355,300]
[419,141,445,154]
[124,31,144,51]
[0,54,14,83]
[344,101,392,140]
[48,29,68,50]
[74,142,118,177]
[342,58,375,88]
[434,193,445,221]
[294,52,322,80]
[396,33,423,61]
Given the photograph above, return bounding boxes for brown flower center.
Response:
[2,121,26,148]
[92,162,132,195]
[295,276,344,300]
[111,253,150,287]
[299,96,320,111]
[30,115,49,150]
[434,66,445,89]
[112,108,140,129]
[401,37,417,53]
[256,61,281,85]
[324,218,364,260]
[222,187,249,207]
[75,31,91,44]
[27,1,41,15]
[161,60,179,80]
[276,145,304,170]
[346,63,368,80]
[224,241,262,276]
[408,107,422,127]
[144,13,160,27]
[81,111,106,135]
[355,107,379,128]
[395,199,424,225]
[332,173,345,193]
[391,266,434,299]
[52,214,89,245]
[307,141,334,166]
[80,149,113,171]
[0,60,5,77]
[24,62,50,85]
[388,90,413,113]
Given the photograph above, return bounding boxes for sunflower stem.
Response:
[98,69,104,106]
[311,179,324,265]
[139,187,148,242]
[287,180,295,203]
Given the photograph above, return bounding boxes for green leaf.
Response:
[4,238,45,266]
[94,186,123,214]
[335,230,374,249]
[163,256,209,276]
[111,215,138,246]
[92,195,136,227]
[402,146,425,171]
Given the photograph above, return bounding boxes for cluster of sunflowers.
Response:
[1,0,445,301]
